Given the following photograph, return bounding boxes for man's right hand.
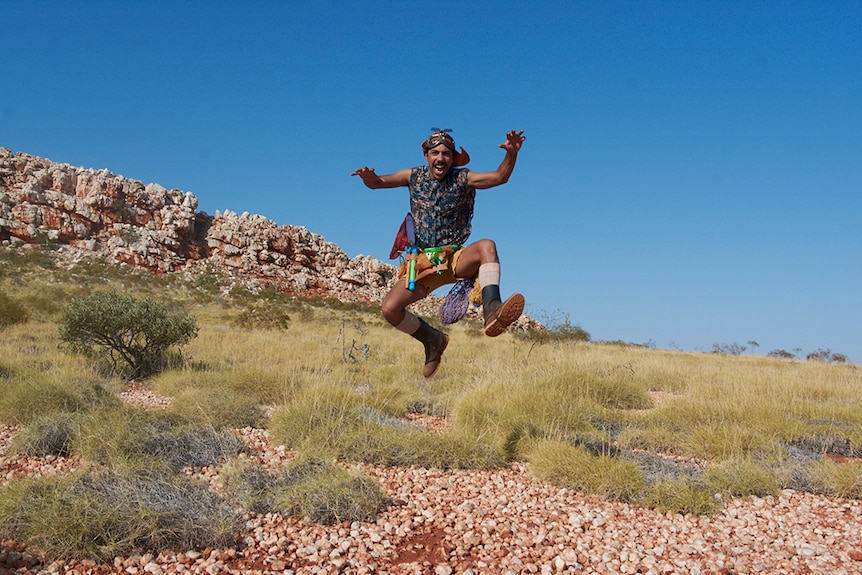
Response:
[351,166,382,188]
[351,166,412,189]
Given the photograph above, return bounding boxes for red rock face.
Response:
[0,147,396,304]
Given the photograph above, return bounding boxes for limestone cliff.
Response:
[0,147,394,304]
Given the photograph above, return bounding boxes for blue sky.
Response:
[2,1,860,361]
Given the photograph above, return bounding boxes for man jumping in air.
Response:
[352,128,526,378]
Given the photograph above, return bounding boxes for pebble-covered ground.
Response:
[1,384,861,575]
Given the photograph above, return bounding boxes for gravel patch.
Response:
[2,400,862,574]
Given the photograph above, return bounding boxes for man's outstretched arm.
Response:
[466,129,525,190]
[351,167,412,189]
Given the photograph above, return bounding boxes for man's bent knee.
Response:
[475,239,498,262]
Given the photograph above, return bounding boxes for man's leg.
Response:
[382,282,449,378]
[455,240,525,337]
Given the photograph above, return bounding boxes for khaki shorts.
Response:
[397,246,466,292]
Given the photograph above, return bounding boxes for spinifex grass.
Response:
[0,322,121,424]
[0,467,240,561]
[221,456,387,524]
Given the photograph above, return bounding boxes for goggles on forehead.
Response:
[421,128,470,166]
[423,129,456,152]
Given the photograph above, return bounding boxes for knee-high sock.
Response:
[478,262,501,288]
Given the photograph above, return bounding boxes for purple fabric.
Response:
[439,278,474,324]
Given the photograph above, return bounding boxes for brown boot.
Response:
[410,319,450,378]
[483,289,525,337]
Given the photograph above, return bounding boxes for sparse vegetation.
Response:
[0,290,29,329]
[515,308,591,351]
[0,246,860,562]
[806,347,847,363]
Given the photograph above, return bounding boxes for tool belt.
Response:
[402,244,461,290]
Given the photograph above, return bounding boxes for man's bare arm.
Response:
[467,129,525,189]
[351,167,412,189]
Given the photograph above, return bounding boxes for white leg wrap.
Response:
[478,262,501,288]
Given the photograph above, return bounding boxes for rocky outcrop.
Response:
[0,148,539,329]
[0,148,395,304]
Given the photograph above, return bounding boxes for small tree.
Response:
[768,349,795,360]
[806,348,847,364]
[711,342,746,356]
[59,291,198,378]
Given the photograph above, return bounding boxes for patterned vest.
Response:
[408,166,475,248]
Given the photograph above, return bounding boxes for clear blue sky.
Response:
[2,1,860,361]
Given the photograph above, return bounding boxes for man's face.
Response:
[424,144,454,180]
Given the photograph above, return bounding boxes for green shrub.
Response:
[59,290,198,378]
[0,290,29,329]
[0,467,240,561]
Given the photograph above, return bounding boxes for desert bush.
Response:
[636,477,720,515]
[701,459,780,498]
[59,290,198,378]
[768,349,795,359]
[11,413,80,457]
[515,309,590,349]
[0,290,29,329]
[269,385,503,469]
[222,457,386,524]
[232,301,291,331]
[711,342,747,356]
[0,374,119,425]
[167,387,266,429]
[805,459,862,499]
[76,408,243,470]
[528,439,644,503]
[275,456,386,524]
[0,467,240,561]
[806,348,847,363]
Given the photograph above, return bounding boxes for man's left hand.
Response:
[499,129,525,153]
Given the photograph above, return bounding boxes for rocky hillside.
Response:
[0,147,396,304]
[0,148,537,328]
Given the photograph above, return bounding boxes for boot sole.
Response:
[423,333,449,378]
[484,293,525,337]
